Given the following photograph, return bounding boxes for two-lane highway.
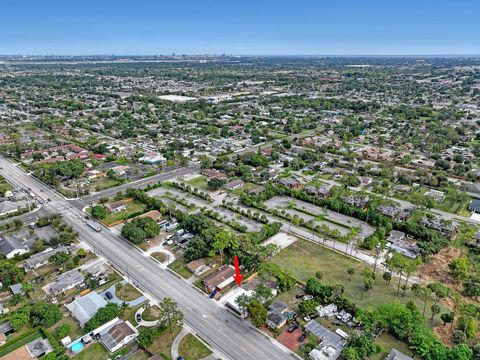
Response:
[0,157,294,360]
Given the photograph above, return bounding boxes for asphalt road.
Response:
[80,163,201,204]
[0,157,294,360]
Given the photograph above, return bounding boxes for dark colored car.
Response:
[177,357,185,360]
[288,322,299,333]
[105,291,113,300]
[298,333,307,342]
[136,314,142,322]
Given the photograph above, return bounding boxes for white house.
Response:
[99,319,138,353]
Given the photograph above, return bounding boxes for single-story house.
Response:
[105,200,128,213]
[99,319,138,353]
[1,337,53,360]
[186,259,210,276]
[469,199,480,214]
[45,268,85,295]
[424,189,445,202]
[203,265,235,293]
[266,301,289,329]
[385,348,413,360]
[0,235,28,259]
[10,283,24,295]
[23,246,70,271]
[66,291,108,326]
[224,179,244,191]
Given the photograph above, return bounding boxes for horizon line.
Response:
[2,53,480,58]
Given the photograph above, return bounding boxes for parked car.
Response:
[303,295,314,301]
[136,313,142,322]
[298,333,307,342]
[105,291,113,300]
[288,322,299,333]
[303,316,311,322]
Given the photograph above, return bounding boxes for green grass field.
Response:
[90,177,122,192]
[102,200,147,225]
[272,239,439,318]
[168,258,192,279]
[178,333,212,360]
[72,343,109,360]
[186,176,209,191]
[116,283,143,301]
[369,332,414,360]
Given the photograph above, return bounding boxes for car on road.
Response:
[298,333,307,342]
[177,357,185,360]
[105,291,113,300]
[136,314,142,322]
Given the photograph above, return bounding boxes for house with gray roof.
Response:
[385,349,413,360]
[66,291,108,326]
[23,246,71,271]
[0,235,28,259]
[45,268,85,295]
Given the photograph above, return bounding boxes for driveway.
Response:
[99,279,147,307]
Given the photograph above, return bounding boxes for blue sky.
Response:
[1,0,480,55]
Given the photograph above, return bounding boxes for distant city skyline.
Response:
[2,0,480,55]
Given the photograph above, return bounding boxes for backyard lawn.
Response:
[49,315,83,339]
[178,333,212,360]
[369,332,414,360]
[102,200,147,225]
[71,343,108,360]
[272,239,440,319]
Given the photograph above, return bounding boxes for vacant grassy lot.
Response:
[178,333,212,360]
[168,258,192,279]
[151,252,169,263]
[272,239,439,318]
[186,175,209,191]
[116,283,143,301]
[90,177,122,192]
[102,200,147,225]
[143,305,162,321]
[146,325,182,359]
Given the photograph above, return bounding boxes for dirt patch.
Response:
[434,321,456,348]
[418,247,464,292]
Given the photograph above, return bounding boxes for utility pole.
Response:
[373,243,382,273]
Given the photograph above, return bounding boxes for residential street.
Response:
[0,156,295,360]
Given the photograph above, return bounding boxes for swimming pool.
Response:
[70,341,85,353]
